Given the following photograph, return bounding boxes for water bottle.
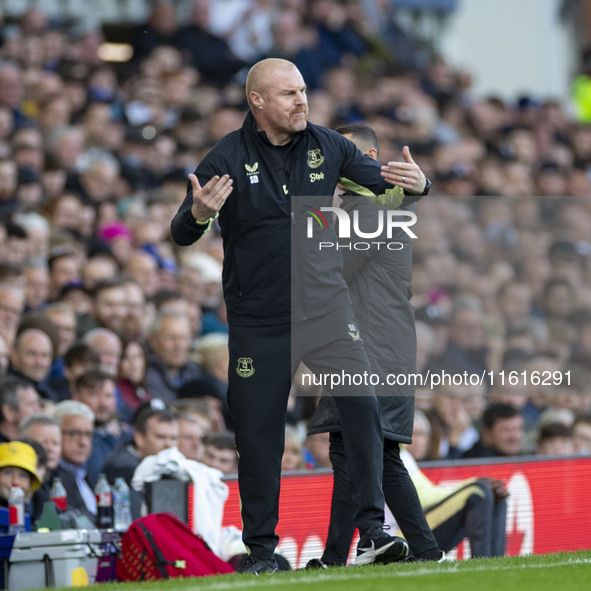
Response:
[8,484,25,534]
[49,476,67,513]
[113,477,132,531]
[94,473,113,529]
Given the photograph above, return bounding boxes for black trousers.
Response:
[227,306,385,559]
[426,479,507,558]
[323,434,440,564]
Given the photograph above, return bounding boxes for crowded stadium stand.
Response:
[0,0,589,575]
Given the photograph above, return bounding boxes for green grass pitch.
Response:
[30,550,591,591]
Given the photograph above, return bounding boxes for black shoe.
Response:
[236,555,279,575]
[305,558,329,570]
[355,527,409,566]
[319,555,347,567]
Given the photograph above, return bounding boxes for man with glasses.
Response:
[50,400,96,522]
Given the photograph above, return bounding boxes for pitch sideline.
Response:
[179,556,591,591]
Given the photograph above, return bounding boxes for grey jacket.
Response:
[307,197,417,442]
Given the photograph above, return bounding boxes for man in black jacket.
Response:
[171,58,428,574]
[308,123,442,564]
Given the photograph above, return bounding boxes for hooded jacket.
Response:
[307,196,418,442]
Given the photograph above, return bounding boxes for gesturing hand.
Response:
[380,146,427,194]
[189,173,233,223]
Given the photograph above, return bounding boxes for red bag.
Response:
[116,513,235,581]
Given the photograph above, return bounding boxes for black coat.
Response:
[100,443,144,519]
[48,464,96,524]
[308,197,418,442]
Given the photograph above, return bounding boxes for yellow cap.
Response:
[0,441,42,491]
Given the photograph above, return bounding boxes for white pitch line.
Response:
[172,557,591,591]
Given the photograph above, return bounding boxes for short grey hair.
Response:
[20,413,60,437]
[150,309,188,336]
[52,400,95,424]
[83,327,121,345]
[77,148,120,175]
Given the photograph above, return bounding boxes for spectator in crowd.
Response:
[71,368,128,486]
[150,289,202,339]
[0,158,18,219]
[145,309,201,402]
[520,354,563,428]
[171,397,215,437]
[434,297,490,378]
[47,249,80,301]
[187,332,229,400]
[265,9,323,92]
[0,377,41,442]
[497,280,534,330]
[463,403,525,459]
[64,150,120,205]
[101,403,179,518]
[19,413,61,472]
[281,425,305,472]
[573,413,591,454]
[58,281,93,317]
[175,0,245,87]
[17,437,49,521]
[117,338,152,424]
[47,342,100,402]
[536,422,574,456]
[0,335,9,378]
[8,327,58,402]
[50,401,97,522]
[177,412,205,461]
[200,431,238,476]
[83,328,122,377]
[43,303,77,363]
[24,259,50,311]
[124,251,160,299]
[406,409,441,462]
[302,433,331,470]
[430,385,480,459]
[80,255,119,291]
[0,62,30,128]
[0,283,25,347]
[130,0,180,64]
[122,279,149,340]
[179,332,230,427]
[0,441,41,526]
[79,279,128,336]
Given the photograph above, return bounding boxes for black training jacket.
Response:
[171,112,417,326]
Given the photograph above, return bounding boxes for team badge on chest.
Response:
[307,149,324,169]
